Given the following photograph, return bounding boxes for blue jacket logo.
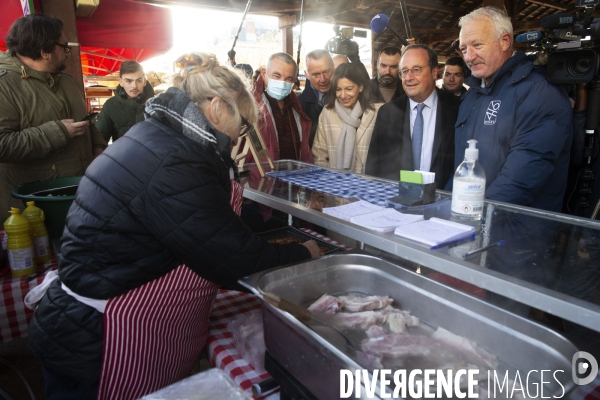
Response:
[484,100,501,125]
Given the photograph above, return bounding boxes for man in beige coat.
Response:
[0,15,106,213]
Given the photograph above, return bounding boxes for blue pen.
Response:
[462,240,505,258]
[430,233,476,250]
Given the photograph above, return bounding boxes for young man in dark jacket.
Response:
[96,61,155,143]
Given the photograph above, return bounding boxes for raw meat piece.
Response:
[361,333,437,358]
[370,306,420,328]
[339,295,394,312]
[383,305,420,326]
[366,325,387,338]
[356,351,384,369]
[330,311,378,330]
[387,313,406,333]
[308,294,342,314]
[431,327,499,369]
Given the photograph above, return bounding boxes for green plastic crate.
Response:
[11,176,82,240]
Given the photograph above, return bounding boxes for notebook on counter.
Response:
[393,217,476,248]
[323,200,424,233]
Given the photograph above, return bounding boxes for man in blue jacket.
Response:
[454,7,573,212]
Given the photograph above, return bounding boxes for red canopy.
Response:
[1,0,173,75]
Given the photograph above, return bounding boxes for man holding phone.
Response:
[96,61,155,143]
[0,14,107,213]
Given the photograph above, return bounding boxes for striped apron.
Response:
[96,176,244,400]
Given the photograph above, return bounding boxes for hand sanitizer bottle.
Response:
[451,139,486,220]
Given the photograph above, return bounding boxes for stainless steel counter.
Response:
[241,160,600,332]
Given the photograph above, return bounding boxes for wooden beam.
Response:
[281,26,293,56]
[405,0,463,14]
[482,0,506,10]
[526,0,566,11]
[278,14,297,29]
[40,0,85,96]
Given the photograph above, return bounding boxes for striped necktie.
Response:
[412,103,425,170]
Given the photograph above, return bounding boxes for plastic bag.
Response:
[228,310,267,373]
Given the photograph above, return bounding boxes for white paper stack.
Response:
[393,217,476,248]
[322,200,384,221]
[349,209,424,233]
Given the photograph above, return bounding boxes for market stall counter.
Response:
[240,161,600,340]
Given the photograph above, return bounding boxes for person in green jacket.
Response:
[96,61,155,143]
[0,14,107,214]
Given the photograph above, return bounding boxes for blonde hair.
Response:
[171,52,257,134]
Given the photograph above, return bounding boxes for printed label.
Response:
[452,180,485,215]
[484,100,501,125]
[7,247,34,271]
[33,236,50,257]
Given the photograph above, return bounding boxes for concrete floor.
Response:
[0,338,45,400]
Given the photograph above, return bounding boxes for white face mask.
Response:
[266,78,293,100]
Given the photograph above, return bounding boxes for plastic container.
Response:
[22,201,51,264]
[451,139,486,220]
[3,208,36,277]
[11,176,81,240]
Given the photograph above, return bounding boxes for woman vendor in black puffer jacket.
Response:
[28,52,319,400]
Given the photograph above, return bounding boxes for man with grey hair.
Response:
[252,52,313,162]
[453,6,572,212]
[298,49,334,148]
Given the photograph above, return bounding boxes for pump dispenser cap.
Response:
[465,139,479,161]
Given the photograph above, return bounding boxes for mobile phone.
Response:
[81,112,98,122]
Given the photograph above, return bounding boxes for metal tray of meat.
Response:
[258,226,345,256]
[239,251,578,400]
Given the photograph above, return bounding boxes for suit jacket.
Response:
[365,88,460,189]
[312,104,383,174]
[297,79,323,149]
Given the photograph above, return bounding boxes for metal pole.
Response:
[296,0,306,70]
[398,0,413,39]
[228,0,253,66]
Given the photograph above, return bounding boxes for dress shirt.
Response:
[409,90,438,171]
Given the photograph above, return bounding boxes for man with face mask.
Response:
[96,61,155,143]
[251,52,313,162]
[370,46,405,104]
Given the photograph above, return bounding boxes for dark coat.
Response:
[298,79,323,149]
[370,76,405,104]
[29,95,310,385]
[96,82,155,143]
[365,88,460,189]
[453,51,573,212]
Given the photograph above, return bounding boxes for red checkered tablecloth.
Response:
[298,228,352,250]
[207,290,274,398]
[0,230,58,343]
[206,229,348,399]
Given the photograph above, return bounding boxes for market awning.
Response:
[1,0,173,76]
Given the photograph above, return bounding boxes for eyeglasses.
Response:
[55,42,71,54]
[400,65,430,78]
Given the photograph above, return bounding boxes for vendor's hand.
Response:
[62,119,89,138]
[302,240,320,259]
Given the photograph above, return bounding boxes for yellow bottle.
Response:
[22,201,51,264]
[3,208,36,277]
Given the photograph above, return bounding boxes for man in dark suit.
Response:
[298,50,334,148]
[366,44,459,189]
